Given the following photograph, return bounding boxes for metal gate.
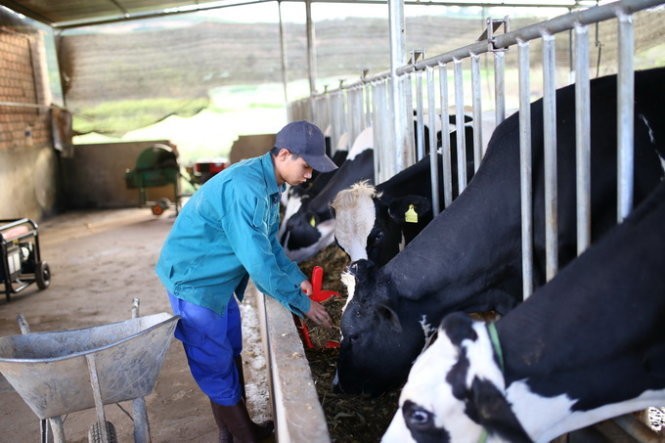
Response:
[288,0,664,298]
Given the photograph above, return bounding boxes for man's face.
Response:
[276,149,313,185]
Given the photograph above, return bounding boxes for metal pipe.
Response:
[574,23,591,255]
[305,0,317,95]
[518,40,533,299]
[278,1,289,104]
[494,50,506,130]
[415,70,425,161]
[617,11,635,221]
[454,58,467,193]
[439,63,453,208]
[427,66,441,215]
[542,33,558,281]
[373,83,385,182]
[389,0,408,175]
[471,53,483,171]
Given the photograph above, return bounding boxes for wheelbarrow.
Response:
[0,299,179,442]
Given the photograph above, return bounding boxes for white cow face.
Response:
[382,313,524,443]
[382,319,486,443]
[331,181,377,262]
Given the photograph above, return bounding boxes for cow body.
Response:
[335,67,665,395]
[281,127,375,262]
[383,179,665,443]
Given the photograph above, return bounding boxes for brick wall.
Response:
[0,29,50,150]
[0,27,60,220]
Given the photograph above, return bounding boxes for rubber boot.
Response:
[210,399,234,443]
[215,401,274,443]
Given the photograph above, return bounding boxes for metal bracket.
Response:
[408,49,425,65]
[479,16,510,53]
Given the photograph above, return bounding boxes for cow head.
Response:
[382,313,530,443]
[333,260,431,396]
[280,202,336,262]
[332,181,433,267]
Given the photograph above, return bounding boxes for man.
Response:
[156,121,336,442]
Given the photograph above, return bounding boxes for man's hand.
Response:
[305,300,333,329]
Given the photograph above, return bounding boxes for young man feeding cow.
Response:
[156,120,335,443]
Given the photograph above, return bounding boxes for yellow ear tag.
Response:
[310,216,316,227]
[405,204,418,223]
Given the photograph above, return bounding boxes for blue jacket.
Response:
[156,152,310,316]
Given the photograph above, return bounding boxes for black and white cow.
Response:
[281,127,375,262]
[383,178,665,443]
[280,116,471,262]
[334,67,665,396]
[332,126,474,267]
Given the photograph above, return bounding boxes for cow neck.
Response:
[385,167,520,300]
[486,321,504,371]
[477,322,504,443]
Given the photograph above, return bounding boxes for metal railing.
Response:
[288,0,664,298]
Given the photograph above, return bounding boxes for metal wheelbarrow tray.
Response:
[0,312,178,442]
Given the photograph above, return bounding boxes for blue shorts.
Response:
[168,292,243,406]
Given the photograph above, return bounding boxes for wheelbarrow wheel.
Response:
[35,262,51,290]
[151,197,171,216]
[88,420,117,443]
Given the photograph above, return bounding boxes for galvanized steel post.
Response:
[518,40,534,299]
[574,23,591,255]
[471,53,483,171]
[389,0,410,174]
[617,10,635,221]
[439,63,453,208]
[454,58,468,193]
[542,33,558,281]
[427,66,441,215]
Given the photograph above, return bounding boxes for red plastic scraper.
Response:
[309,266,340,303]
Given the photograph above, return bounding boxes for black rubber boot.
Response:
[210,399,234,443]
[215,401,274,443]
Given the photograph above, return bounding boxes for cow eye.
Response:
[403,401,435,431]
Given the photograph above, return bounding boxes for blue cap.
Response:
[275,121,338,173]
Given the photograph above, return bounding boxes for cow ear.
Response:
[376,303,402,333]
[388,196,432,224]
